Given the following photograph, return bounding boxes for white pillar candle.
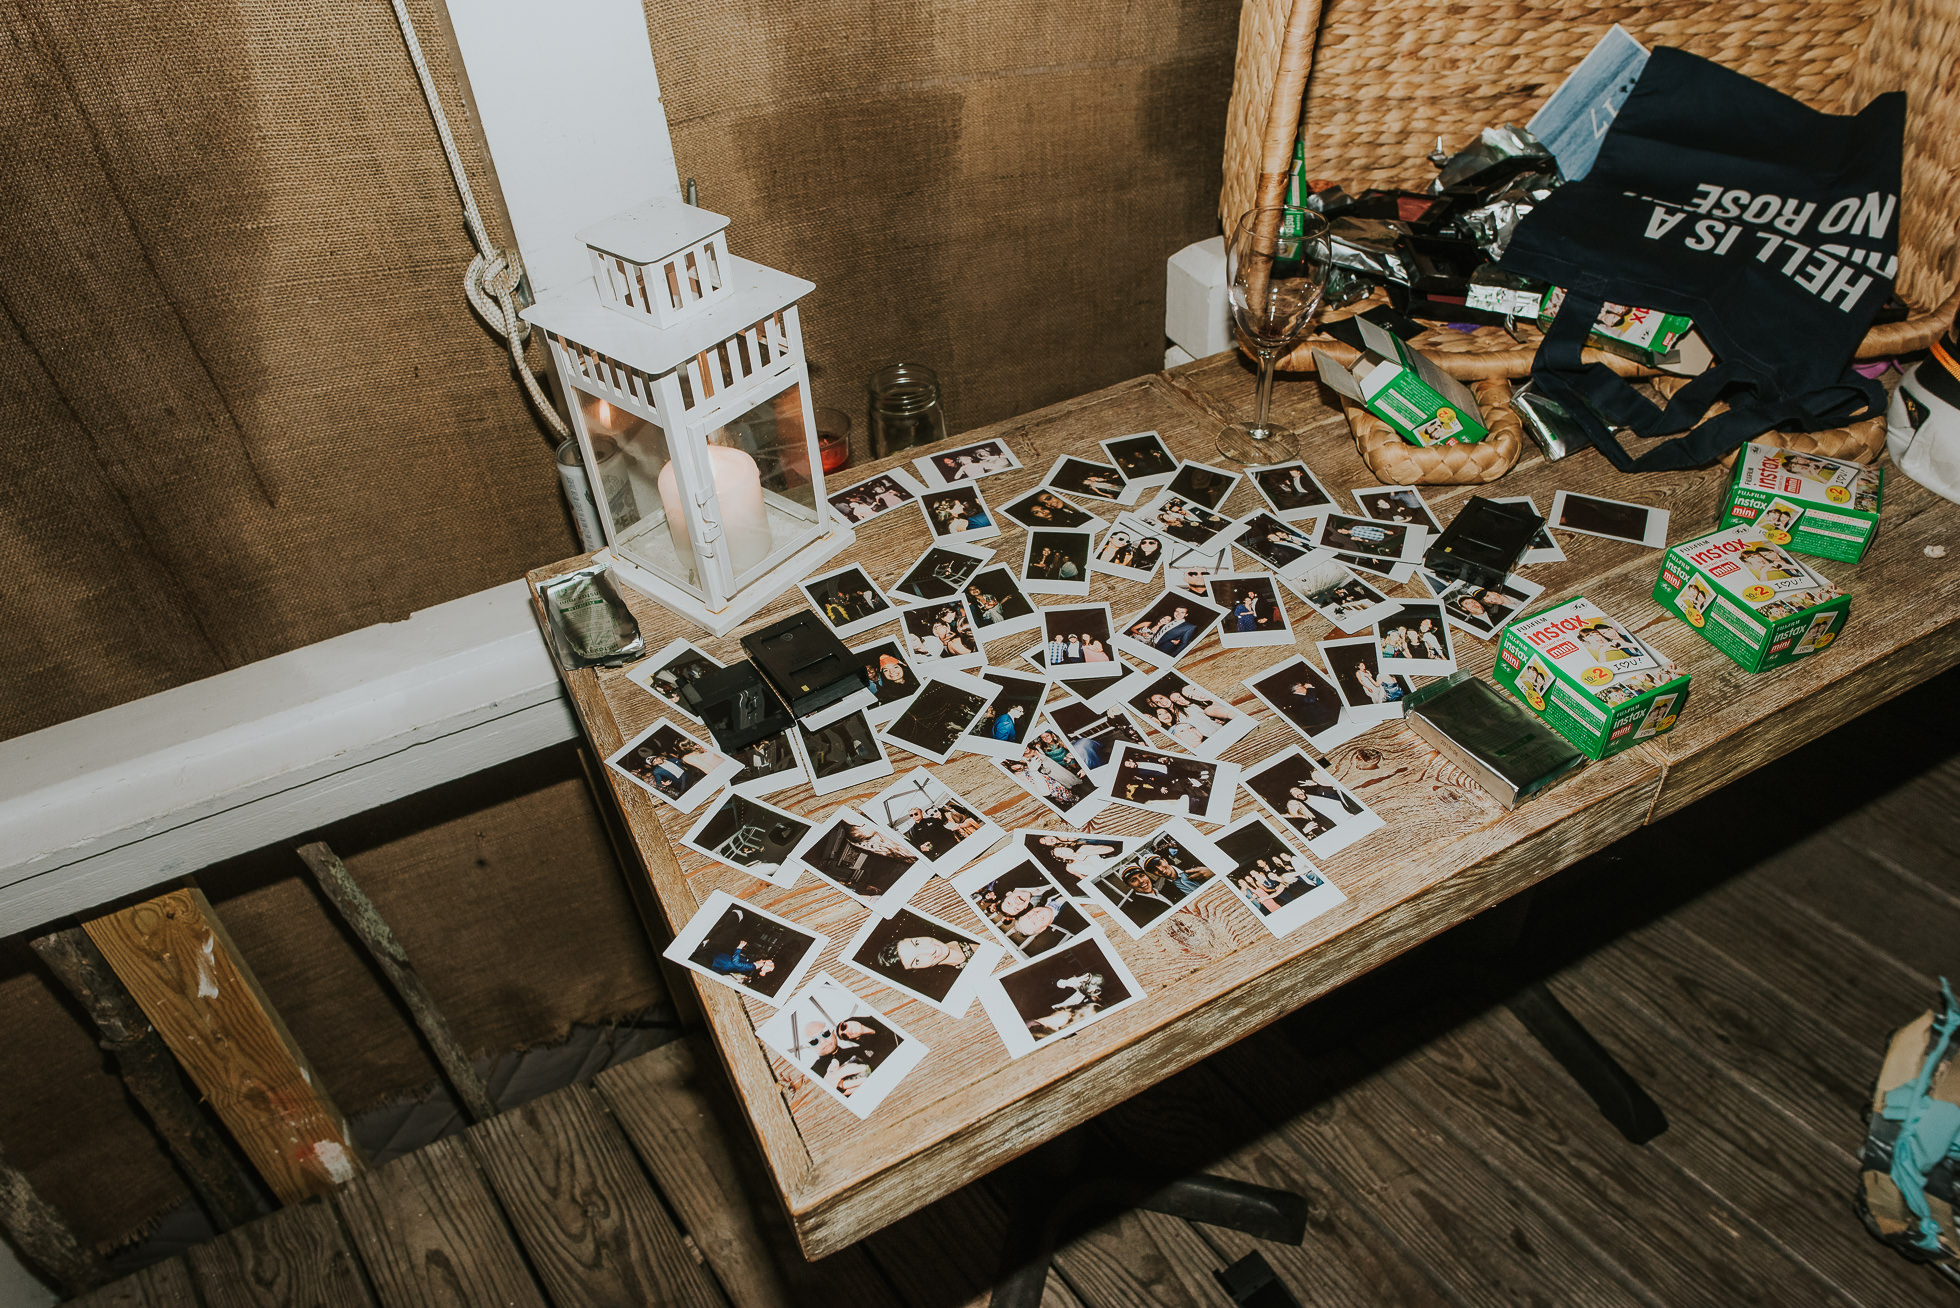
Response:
[657,445,774,584]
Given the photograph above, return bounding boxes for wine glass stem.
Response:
[1254,350,1278,436]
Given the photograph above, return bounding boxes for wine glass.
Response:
[1218,207,1332,465]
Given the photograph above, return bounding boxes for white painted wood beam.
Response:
[0,581,574,934]
[440,0,682,299]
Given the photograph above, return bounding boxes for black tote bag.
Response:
[1500,47,1905,471]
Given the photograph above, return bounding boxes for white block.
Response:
[1165,344,1196,368]
[1166,236,1232,359]
[443,0,682,299]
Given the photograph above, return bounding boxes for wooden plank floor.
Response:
[74,669,1960,1306]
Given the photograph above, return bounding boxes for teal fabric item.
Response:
[1879,978,1960,1251]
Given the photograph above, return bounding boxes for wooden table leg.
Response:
[82,883,364,1203]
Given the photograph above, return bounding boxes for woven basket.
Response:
[1224,0,1960,379]
[1643,376,1892,466]
[1342,377,1522,484]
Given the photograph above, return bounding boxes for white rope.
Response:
[388,0,570,441]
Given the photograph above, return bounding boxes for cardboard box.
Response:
[1312,316,1489,448]
[1493,596,1691,760]
[1719,443,1882,563]
[1537,287,1693,366]
[1654,525,1851,673]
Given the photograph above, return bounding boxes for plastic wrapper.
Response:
[1431,125,1556,195]
[1328,217,1414,285]
[539,562,646,669]
[1509,382,1593,461]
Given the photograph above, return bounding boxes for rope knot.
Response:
[480,249,525,298]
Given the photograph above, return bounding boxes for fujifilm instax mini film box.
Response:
[1493,596,1690,761]
[1718,443,1881,563]
[1654,525,1851,674]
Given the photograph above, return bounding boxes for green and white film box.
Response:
[1537,287,1694,366]
[1493,596,1691,761]
[1718,443,1882,563]
[1653,525,1851,674]
[1311,316,1489,448]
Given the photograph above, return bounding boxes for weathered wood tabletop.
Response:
[530,351,1960,1260]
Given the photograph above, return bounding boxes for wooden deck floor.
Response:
[73,670,1960,1307]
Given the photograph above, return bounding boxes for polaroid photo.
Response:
[1549,490,1670,548]
[801,564,897,640]
[1241,747,1385,859]
[1230,512,1324,577]
[1438,574,1544,642]
[1080,820,1232,938]
[980,931,1144,1057]
[842,904,1003,1018]
[1020,527,1096,597]
[1316,636,1410,724]
[914,438,1021,487]
[624,638,725,723]
[849,636,924,727]
[1090,516,1169,585]
[1350,485,1443,534]
[1045,698,1150,772]
[1100,431,1180,503]
[1311,513,1429,566]
[919,484,1001,543]
[1286,554,1401,633]
[1114,666,1256,761]
[1491,495,1565,566]
[1019,830,1136,898]
[1046,662,1132,705]
[1243,654,1368,753]
[1001,487,1104,533]
[788,806,936,914]
[607,718,742,814]
[865,769,1005,875]
[953,848,1099,962]
[996,717,1108,826]
[827,468,928,526]
[1099,741,1238,825]
[729,729,807,798]
[1163,460,1243,511]
[1212,815,1347,939]
[1247,461,1336,522]
[963,667,1050,760]
[898,599,984,671]
[878,668,998,765]
[663,888,825,1007]
[960,565,1041,648]
[1165,542,1232,600]
[1113,589,1228,669]
[1206,572,1295,648]
[681,792,811,887]
[755,972,929,1120]
[1336,550,1417,587]
[1375,602,1457,675]
[1041,455,1127,503]
[889,540,994,606]
[792,710,895,796]
[1135,491,1235,550]
[1034,603,1121,680]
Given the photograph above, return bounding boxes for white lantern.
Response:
[523,197,854,634]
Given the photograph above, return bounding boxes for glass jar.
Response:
[866,363,948,457]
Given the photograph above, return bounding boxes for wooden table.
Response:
[530,352,1960,1261]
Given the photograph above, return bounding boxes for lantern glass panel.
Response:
[574,389,704,599]
[712,381,823,587]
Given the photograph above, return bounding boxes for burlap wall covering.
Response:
[649,0,1240,433]
[0,0,1234,1251]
